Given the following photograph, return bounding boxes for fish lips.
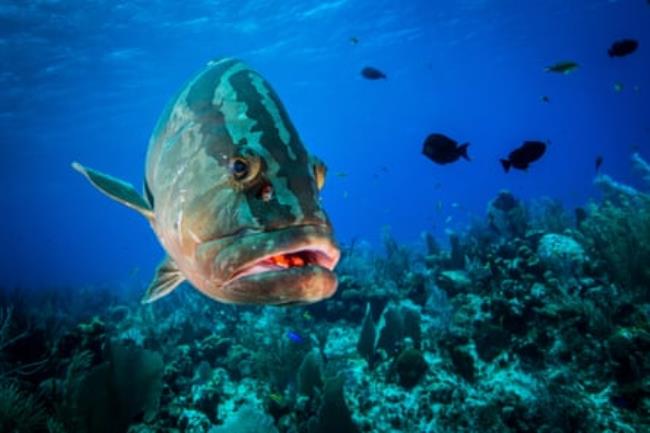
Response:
[222,264,338,305]
[208,224,340,305]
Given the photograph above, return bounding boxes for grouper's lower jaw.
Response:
[201,223,340,305]
[219,264,338,305]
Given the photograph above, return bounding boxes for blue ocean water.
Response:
[2,2,650,432]
[0,1,648,288]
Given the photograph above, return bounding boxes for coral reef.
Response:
[1,154,649,432]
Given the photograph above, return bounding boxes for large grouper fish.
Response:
[73,58,340,305]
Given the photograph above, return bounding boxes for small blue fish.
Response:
[287,330,305,344]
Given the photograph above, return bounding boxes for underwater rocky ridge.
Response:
[1,154,649,433]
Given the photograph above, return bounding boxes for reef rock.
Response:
[395,348,428,388]
[487,190,528,239]
[537,234,586,276]
[435,270,472,298]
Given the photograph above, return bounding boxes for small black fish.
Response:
[608,39,638,57]
[545,61,579,74]
[350,36,359,45]
[500,140,547,172]
[595,155,604,172]
[541,95,550,103]
[361,66,386,80]
[422,133,470,165]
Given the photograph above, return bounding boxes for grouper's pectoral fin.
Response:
[142,256,186,304]
[72,162,154,221]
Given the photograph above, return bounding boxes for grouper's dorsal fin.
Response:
[141,256,186,304]
[72,162,154,221]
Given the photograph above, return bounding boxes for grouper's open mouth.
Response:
[212,224,340,305]
[230,244,338,281]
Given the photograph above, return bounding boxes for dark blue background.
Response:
[1,0,648,289]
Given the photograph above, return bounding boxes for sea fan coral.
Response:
[582,158,650,297]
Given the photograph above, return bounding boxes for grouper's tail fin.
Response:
[72,162,154,221]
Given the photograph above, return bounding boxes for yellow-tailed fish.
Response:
[73,58,340,305]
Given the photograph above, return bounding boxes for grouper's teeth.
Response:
[270,253,305,268]
[229,245,337,283]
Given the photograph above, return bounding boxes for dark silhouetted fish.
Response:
[595,155,604,172]
[544,61,579,74]
[350,36,359,45]
[500,141,547,172]
[541,95,550,103]
[422,133,470,165]
[361,66,386,80]
[608,39,638,57]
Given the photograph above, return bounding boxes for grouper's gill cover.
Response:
[72,58,340,305]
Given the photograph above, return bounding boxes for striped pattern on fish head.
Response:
[146,58,340,305]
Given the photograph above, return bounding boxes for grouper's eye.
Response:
[229,154,261,184]
[313,159,327,191]
[230,158,248,179]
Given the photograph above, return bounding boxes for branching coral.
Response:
[378,226,414,285]
[632,152,650,187]
[0,381,46,433]
[0,306,47,378]
[593,174,640,203]
[583,161,650,296]
[0,307,27,354]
